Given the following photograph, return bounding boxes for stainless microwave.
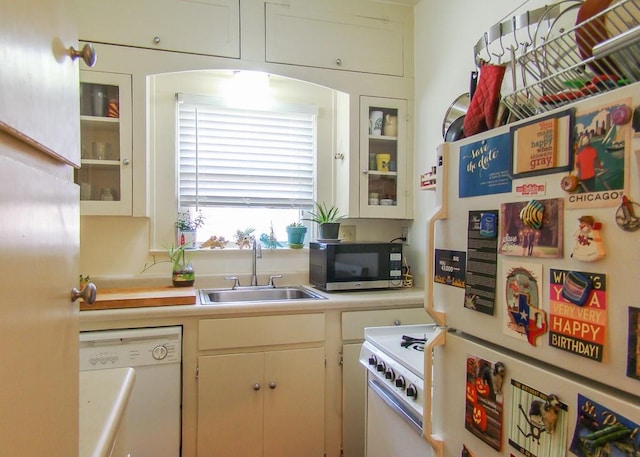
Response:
[309,241,403,291]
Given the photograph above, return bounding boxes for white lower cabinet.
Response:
[197,348,325,457]
[197,315,325,457]
[341,308,431,457]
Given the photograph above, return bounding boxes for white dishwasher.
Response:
[79,326,182,457]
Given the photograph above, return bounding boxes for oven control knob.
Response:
[406,384,418,400]
[384,368,395,381]
[152,344,168,360]
[395,375,406,389]
[368,355,377,366]
[376,361,386,372]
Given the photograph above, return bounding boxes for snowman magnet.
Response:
[570,216,605,262]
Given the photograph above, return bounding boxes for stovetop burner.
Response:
[362,324,438,377]
[401,335,426,351]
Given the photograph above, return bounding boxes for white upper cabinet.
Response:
[77,71,133,216]
[76,0,240,58]
[359,96,412,219]
[265,3,405,76]
[0,0,80,165]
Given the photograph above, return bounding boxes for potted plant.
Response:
[168,243,195,287]
[141,243,195,287]
[286,222,308,248]
[304,201,343,240]
[175,209,205,249]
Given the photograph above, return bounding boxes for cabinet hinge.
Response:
[338,352,344,365]
[195,366,199,380]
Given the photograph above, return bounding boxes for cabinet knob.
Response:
[122,158,130,166]
[153,36,161,44]
[362,169,368,174]
[253,383,261,391]
[269,381,277,389]
[335,58,342,66]
[70,282,97,304]
[69,43,97,68]
[394,319,401,326]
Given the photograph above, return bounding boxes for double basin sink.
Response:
[198,286,326,304]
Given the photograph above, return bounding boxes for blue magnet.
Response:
[479,213,497,238]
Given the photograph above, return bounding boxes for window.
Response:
[176,93,318,242]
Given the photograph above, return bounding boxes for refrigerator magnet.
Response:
[570,216,605,262]
[615,196,640,231]
[561,271,593,306]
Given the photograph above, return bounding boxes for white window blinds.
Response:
[177,94,317,209]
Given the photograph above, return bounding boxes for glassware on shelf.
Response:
[100,188,115,201]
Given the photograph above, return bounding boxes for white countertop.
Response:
[79,367,136,457]
[79,285,425,325]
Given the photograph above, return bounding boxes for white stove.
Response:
[359,324,438,421]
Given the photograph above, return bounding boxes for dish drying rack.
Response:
[474,0,640,122]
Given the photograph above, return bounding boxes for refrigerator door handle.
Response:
[423,326,446,457]
[426,143,449,326]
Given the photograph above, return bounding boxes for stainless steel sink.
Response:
[198,286,326,304]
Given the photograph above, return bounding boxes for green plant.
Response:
[167,243,192,270]
[303,201,343,224]
[141,243,193,273]
[287,221,305,228]
[175,209,205,231]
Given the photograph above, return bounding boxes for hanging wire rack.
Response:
[474,0,640,122]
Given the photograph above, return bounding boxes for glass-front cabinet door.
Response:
[76,71,132,215]
[359,96,409,219]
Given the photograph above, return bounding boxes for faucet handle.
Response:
[224,276,241,289]
[268,275,283,288]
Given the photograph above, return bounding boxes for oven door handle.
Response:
[368,378,422,434]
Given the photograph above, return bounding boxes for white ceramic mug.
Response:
[369,110,383,136]
[383,114,397,136]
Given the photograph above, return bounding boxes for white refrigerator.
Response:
[423,82,640,457]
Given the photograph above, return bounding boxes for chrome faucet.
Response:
[250,237,262,286]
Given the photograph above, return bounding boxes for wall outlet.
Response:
[401,226,409,245]
[339,225,356,242]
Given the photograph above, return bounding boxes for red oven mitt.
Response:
[463,63,506,137]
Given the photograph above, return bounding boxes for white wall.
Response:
[411,0,550,287]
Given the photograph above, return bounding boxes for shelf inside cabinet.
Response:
[368,170,398,177]
[369,135,398,142]
[81,159,121,167]
[80,115,120,124]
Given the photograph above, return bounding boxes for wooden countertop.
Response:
[80,286,196,311]
[79,367,136,457]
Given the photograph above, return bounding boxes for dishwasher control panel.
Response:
[79,326,182,371]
